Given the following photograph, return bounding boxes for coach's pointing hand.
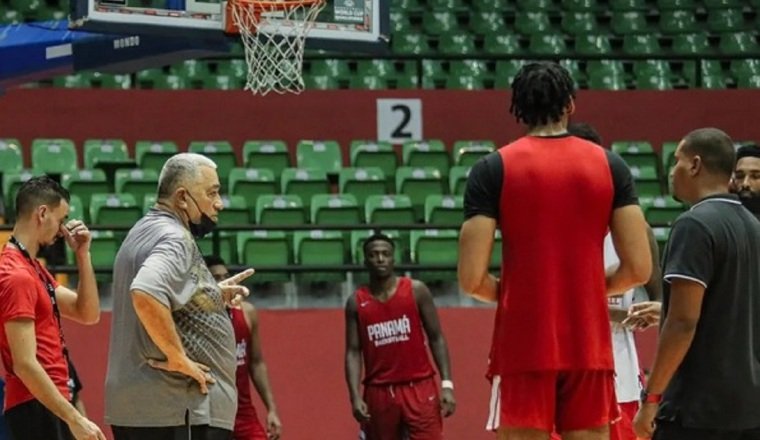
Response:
[218,268,255,307]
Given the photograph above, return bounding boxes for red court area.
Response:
[63,309,658,440]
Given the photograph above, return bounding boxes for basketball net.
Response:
[229,0,325,95]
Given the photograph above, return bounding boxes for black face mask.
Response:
[184,192,217,239]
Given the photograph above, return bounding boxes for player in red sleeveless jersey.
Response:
[458,62,653,440]
[205,256,281,440]
[345,233,456,440]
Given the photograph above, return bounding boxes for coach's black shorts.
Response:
[4,399,74,440]
[654,419,760,440]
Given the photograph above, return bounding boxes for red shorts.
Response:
[499,370,619,433]
[233,407,268,440]
[363,376,442,440]
[610,401,639,440]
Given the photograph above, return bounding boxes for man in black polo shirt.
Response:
[633,128,760,440]
[732,144,760,220]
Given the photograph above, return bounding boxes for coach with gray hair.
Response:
[105,153,253,440]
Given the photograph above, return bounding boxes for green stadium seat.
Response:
[135,141,179,174]
[136,69,164,88]
[660,141,678,174]
[350,141,398,182]
[422,60,448,88]
[356,60,407,79]
[659,10,699,34]
[672,33,711,55]
[516,0,554,11]
[294,230,346,282]
[390,11,412,33]
[197,232,237,265]
[155,74,188,90]
[423,10,460,35]
[3,169,44,218]
[635,74,672,90]
[472,0,511,11]
[396,166,445,220]
[703,0,742,9]
[737,75,760,88]
[1,9,22,25]
[630,166,662,197]
[88,72,132,89]
[449,166,471,195]
[229,167,277,217]
[644,196,685,226]
[365,195,416,225]
[425,195,464,225]
[296,140,342,176]
[32,139,78,174]
[217,194,250,226]
[311,194,360,225]
[83,139,130,169]
[67,230,119,276]
[427,0,465,8]
[115,168,159,207]
[280,168,330,210]
[391,32,430,55]
[657,0,694,8]
[623,34,661,55]
[701,73,728,89]
[303,74,338,91]
[587,73,627,90]
[62,169,110,219]
[708,8,746,33]
[612,141,659,171]
[89,193,141,226]
[171,59,210,84]
[402,140,450,176]
[308,59,351,78]
[609,0,647,9]
[243,140,290,177]
[204,75,243,90]
[0,139,23,175]
[720,32,760,55]
[438,32,477,55]
[349,75,387,90]
[561,0,600,11]
[651,226,671,252]
[237,231,291,282]
[612,11,651,35]
[575,33,613,56]
[452,141,495,167]
[515,12,551,35]
[339,167,387,210]
[188,141,237,185]
[483,34,521,55]
[256,194,306,225]
[391,0,422,11]
[730,59,760,80]
[143,194,157,214]
[53,73,88,88]
[562,12,598,35]
[470,11,505,35]
[450,60,490,80]
[530,33,568,55]
[445,75,483,90]
[216,59,247,80]
[66,194,85,222]
[410,229,459,282]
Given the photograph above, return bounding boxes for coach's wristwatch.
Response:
[640,389,663,405]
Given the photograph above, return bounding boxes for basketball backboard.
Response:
[69,0,389,52]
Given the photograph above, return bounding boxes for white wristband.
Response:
[441,380,454,390]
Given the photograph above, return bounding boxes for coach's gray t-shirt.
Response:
[104,208,237,429]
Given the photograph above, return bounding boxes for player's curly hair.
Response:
[510,62,576,128]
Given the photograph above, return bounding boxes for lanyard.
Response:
[8,236,69,357]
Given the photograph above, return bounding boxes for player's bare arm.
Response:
[608,205,652,296]
[633,278,704,438]
[344,295,370,423]
[458,215,499,303]
[413,279,456,417]
[243,301,281,439]
[132,290,215,395]
[55,220,100,325]
[6,319,105,440]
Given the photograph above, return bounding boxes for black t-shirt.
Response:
[659,194,760,430]
[464,135,638,220]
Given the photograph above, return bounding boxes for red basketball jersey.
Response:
[356,277,435,385]
[495,136,615,374]
[229,307,267,440]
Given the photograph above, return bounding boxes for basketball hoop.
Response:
[225,0,325,95]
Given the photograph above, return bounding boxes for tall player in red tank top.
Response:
[205,256,281,440]
[345,234,456,440]
[458,62,653,440]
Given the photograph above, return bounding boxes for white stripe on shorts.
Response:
[486,375,501,432]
